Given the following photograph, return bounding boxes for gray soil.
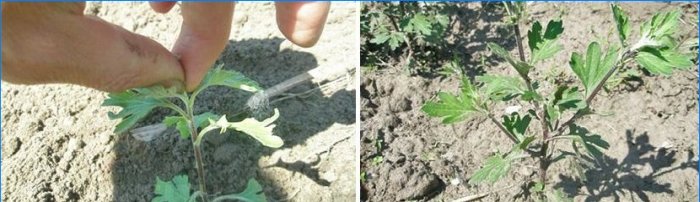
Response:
[360,3,699,201]
[2,2,356,202]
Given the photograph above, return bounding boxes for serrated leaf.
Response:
[438,56,464,77]
[387,31,406,51]
[528,20,564,63]
[199,109,283,148]
[103,89,171,134]
[562,125,610,158]
[569,42,617,97]
[404,14,432,36]
[611,4,630,45]
[163,112,219,139]
[488,42,534,77]
[469,153,512,184]
[152,175,190,202]
[218,178,267,202]
[197,64,262,93]
[640,10,680,41]
[478,75,527,101]
[422,79,482,124]
[502,113,532,141]
[635,47,694,75]
[369,32,390,45]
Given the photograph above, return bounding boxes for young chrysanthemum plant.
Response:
[104,64,282,202]
[422,4,695,200]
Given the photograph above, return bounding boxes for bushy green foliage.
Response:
[361,2,454,74]
[104,64,279,202]
[422,4,695,200]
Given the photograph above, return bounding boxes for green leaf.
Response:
[387,32,406,51]
[635,47,694,75]
[369,25,391,45]
[422,79,482,124]
[219,178,267,202]
[163,113,219,139]
[469,153,513,184]
[521,90,543,102]
[438,56,464,77]
[197,64,262,93]
[152,175,190,202]
[163,116,190,139]
[530,181,545,193]
[569,42,617,97]
[546,86,586,127]
[640,10,680,41]
[562,125,610,158]
[527,20,564,63]
[199,109,283,148]
[103,88,172,134]
[487,42,534,77]
[611,4,630,45]
[502,113,532,141]
[552,86,587,112]
[477,75,527,101]
[404,14,432,36]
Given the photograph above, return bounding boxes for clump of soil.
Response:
[360,3,698,201]
[2,2,357,201]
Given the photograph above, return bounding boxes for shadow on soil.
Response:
[554,129,698,202]
[110,38,355,201]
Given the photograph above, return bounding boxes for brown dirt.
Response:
[2,2,356,202]
[360,2,698,201]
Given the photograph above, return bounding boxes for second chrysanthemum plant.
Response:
[422,3,695,200]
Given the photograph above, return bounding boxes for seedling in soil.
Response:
[104,64,282,202]
[422,3,695,200]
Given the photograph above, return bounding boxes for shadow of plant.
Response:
[554,129,698,201]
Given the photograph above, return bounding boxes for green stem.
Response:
[186,95,208,202]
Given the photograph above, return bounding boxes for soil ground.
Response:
[2,2,356,201]
[360,3,699,201]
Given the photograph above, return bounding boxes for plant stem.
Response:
[505,1,552,187]
[386,9,414,64]
[186,97,208,202]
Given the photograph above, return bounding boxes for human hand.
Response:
[1,2,330,92]
[2,2,185,92]
[150,2,330,91]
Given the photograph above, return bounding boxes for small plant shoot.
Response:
[422,3,694,200]
[104,64,281,202]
